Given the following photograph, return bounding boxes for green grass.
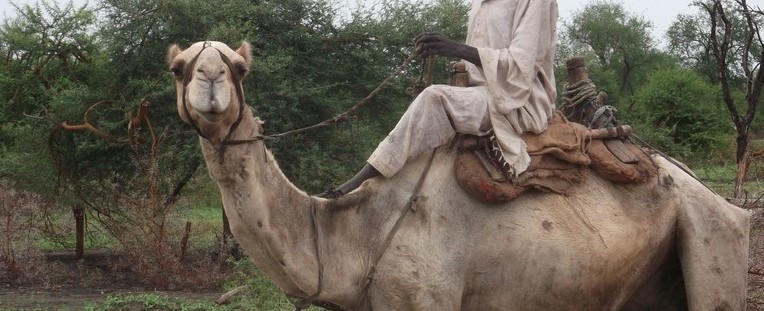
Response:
[76,259,321,311]
[692,163,764,198]
[83,293,219,311]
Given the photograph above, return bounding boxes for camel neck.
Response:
[199,111,323,299]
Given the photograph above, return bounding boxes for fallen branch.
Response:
[749,267,764,276]
[215,285,249,305]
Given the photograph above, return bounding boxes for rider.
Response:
[322,0,559,198]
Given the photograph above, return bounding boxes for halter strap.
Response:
[180,41,248,163]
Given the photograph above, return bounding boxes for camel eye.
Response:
[233,62,249,78]
[170,60,185,79]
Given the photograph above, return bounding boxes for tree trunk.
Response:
[734,134,750,199]
[73,205,85,259]
[222,207,241,259]
[164,157,201,206]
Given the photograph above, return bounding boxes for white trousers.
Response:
[368,85,492,178]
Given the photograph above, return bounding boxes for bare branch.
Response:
[29,99,155,146]
[703,1,741,126]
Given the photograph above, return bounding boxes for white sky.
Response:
[0,0,697,46]
[557,0,697,46]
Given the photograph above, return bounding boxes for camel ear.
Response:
[167,44,183,66]
[167,44,186,78]
[235,41,252,68]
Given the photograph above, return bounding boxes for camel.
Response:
[167,41,750,310]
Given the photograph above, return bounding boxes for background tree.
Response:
[697,0,764,198]
[667,13,719,83]
[0,0,471,264]
[563,0,664,101]
[0,1,96,192]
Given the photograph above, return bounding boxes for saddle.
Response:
[449,58,657,204]
[454,113,657,204]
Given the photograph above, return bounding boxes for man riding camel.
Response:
[322,0,558,198]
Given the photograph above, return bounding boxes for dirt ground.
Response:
[0,284,218,310]
[0,250,222,310]
[2,209,764,310]
[746,208,764,310]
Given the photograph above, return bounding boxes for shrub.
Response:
[631,68,733,162]
[0,181,58,283]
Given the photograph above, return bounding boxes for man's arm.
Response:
[415,32,481,68]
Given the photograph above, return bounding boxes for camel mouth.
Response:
[186,83,232,121]
[186,96,227,123]
[197,110,220,122]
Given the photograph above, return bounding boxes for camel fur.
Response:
[168,41,750,310]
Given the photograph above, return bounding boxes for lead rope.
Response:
[291,149,437,311]
[293,199,326,310]
[289,53,431,311]
[359,148,438,308]
[227,52,421,146]
[407,55,435,97]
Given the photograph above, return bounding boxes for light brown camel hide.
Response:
[168,41,750,310]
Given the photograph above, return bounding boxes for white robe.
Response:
[368,0,558,178]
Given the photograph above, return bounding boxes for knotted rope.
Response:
[559,78,618,129]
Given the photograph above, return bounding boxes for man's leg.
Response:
[319,85,488,198]
[369,85,490,177]
[318,163,380,199]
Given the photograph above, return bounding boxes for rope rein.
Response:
[291,53,435,311]
[225,51,422,146]
[291,150,437,311]
[360,149,437,307]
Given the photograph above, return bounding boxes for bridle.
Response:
[180,41,248,162]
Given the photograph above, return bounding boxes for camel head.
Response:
[167,41,252,141]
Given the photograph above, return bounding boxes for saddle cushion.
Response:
[588,139,657,184]
[455,114,590,204]
[454,113,658,204]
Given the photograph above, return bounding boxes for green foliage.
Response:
[0,0,471,194]
[562,0,668,100]
[631,68,734,160]
[566,0,654,64]
[666,13,718,83]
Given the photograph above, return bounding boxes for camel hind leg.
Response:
[675,187,750,310]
